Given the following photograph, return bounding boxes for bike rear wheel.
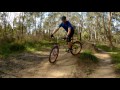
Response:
[71,41,82,55]
[49,46,59,63]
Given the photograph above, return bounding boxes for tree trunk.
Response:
[96,15,99,41]
[35,14,37,36]
[90,32,93,41]
[18,14,21,41]
[4,21,6,37]
[108,12,114,48]
[21,12,25,41]
[79,26,82,41]
[12,20,14,36]
[102,12,114,48]
[79,21,83,41]
[103,13,108,38]
[95,30,97,40]
[39,12,43,35]
[79,32,81,41]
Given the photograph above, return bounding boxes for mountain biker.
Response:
[51,16,74,52]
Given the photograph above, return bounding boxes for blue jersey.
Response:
[59,21,74,33]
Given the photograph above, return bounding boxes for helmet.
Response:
[61,16,66,20]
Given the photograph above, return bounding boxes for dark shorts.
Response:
[67,31,74,42]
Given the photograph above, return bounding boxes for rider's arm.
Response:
[67,27,71,36]
[52,23,62,35]
[52,28,60,35]
[67,21,72,36]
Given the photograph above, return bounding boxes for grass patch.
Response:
[24,40,51,52]
[115,64,120,72]
[79,52,99,63]
[0,40,52,58]
[110,49,120,75]
[111,52,120,64]
[10,43,25,52]
[96,44,120,52]
[0,42,25,58]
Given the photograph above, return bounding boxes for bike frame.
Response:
[49,36,82,63]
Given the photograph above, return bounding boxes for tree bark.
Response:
[108,12,114,48]
[102,12,114,48]
[79,26,82,41]
[22,12,24,36]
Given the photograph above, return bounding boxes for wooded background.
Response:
[0,12,120,48]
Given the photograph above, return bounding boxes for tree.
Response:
[103,12,114,48]
[1,12,8,38]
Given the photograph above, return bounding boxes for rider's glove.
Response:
[51,34,54,38]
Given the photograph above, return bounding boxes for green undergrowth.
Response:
[79,51,99,63]
[0,40,52,58]
[96,44,120,52]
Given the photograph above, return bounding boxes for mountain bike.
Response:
[49,36,82,63]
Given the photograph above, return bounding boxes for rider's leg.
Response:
[67,36,72,52]
[67,33,74,49]
[68,42,72,50]
[66,32,74,52]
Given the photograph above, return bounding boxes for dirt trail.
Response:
[0,49,117,78]
[17,49,79,78]
[88,51,116,78]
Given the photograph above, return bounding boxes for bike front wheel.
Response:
[49,46,59,63]
[71,41,82,56]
